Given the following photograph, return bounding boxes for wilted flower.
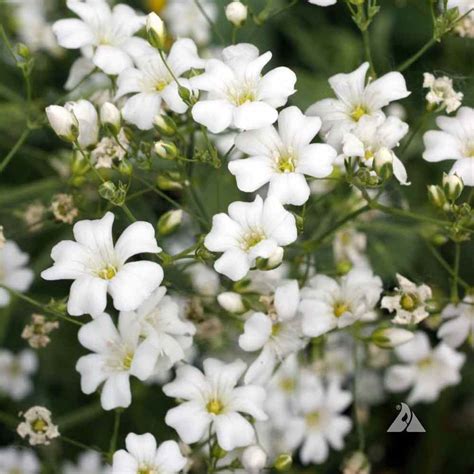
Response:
[22,314,59,349]
[17,406,60,446]
[91,129,129,169]
[50,193,79,224]
[23,202,46,232]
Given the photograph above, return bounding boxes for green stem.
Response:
[193,0,225,43]
[397,37,437,73]
[452,242,461,302]
[121,203,137,223]
[352,340,366,452]
[62,436,105,455]
[108,410,122,461]
[0,128,31,173]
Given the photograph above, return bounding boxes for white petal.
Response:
[115,221,161,263]
[113,450,138,473]
[262,196,297,245]
[155,440,187,472]
[243,345,277,385]
[122,92,162,130]
[300,433,329,464]
[116,68,144,99]
[393,155,410,186]
[214,248,251,281]
[167,38,204,76]
[300,300,336,337]
[192,100,234,134]
[274,280,300,321]
[161,82,188,114]
[93,45,133,75]
[297,143,336,178]
[422,130,463,162]
[125,433,157,462]
[163,365,208,400]
[204,214,241,252]
[450,158,474,186]
[365,71,411,109]
[78,313,119,352]
[228,156,274,193]
[109,261,164,312]
[278,106,321,149]
[214,412,255,451]
[268,172,310,206]
[329,62,369,105]
[239,312,272,351]
[165,402,210,444]
[438,317,470,348]
[234,126,281,156]
[76,354,108,394]
[233,101,278,131]
[52,19,94,49]
[101,372,132,410]
[257,67,297,108]
[73,211,114,252]
[384,365,417,392]
[67,275,108,317]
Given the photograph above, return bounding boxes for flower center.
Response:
[32,418,47,433]
[155,79,169,91]
[122,352,134,370]
[364,149,374,161]
[277,154,296,173]
[279,377,295,392]
[333,302,349,318]
[97,264,117,280]
[137,466,155,474]
[351,104,368,122]
[417,356,433,369]
[272,322,282,337]
[400,293,418,311]
[206,399,224,415]
[241,229,265,251]
[305,411,321,427]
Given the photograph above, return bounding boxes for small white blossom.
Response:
[76,312,157,410]
[448,0,474,37]
[192,44,297,133]
[284,376,352,465]
[341,115,410,185]
[218,291,245,313]
[42,212,163,317]
[385,331,465,404]
[163,358,267,451]
[91,129,129,169]
[423,106,474,186]
[438,296,474,348]
[17,406,60,446]
[64,451,111,474]
[241,445,267,473]
[0,446,40,474]
[423,73,463,113]
[239,280,305,384]
[307,62,410,149]
[0,240,34,308]
[381,274,432,325]
[185,263,220,297]
[204,195,297,281]
[116,39,204,130]
[112,432,186,474]
[333,227,368,268]
[0,350,37,400]
[226,1,248,26]
[52,0,146,75]
[300,268,382,337]
[120,287,196,374]
[230,106,336,205]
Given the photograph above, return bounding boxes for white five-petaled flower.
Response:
[299,268,383,338]
[120,287,196,374]
[163,358,268,451]
[239,280,305,384]
[0,350,37,400]
[385,331,465,404]
[0,240,34,308]
[307,62,410,149]
[63,451,111,474]
[423,73,463,113]
[438,296,474,348]
[116,39,204,130]
[112,432,186,474]
[381,274,432,325]
[52,0,146,76]
[0,446,40,474]
[341,115,410,185]
[163,0,217,45]
[76,312,157,410]
[204,195,297,281]
[284,376,352,465]
[229,106,336,205]
[41,212,163,317]
[192,43,297,133]
[422,106,474,186]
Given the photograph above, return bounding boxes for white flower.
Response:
[185,263,220,297]
[385,331,465,404]
[163,358,267,450]
[52,0,146,75]
[112,432,186,474]
[116,39,204,130]
[422,106,474,186]
[308,0,337,5]
[284,377,352,465]
[448,0,474,37]
[91,129,129,169]
[0,446,40,474]
[381,274,432,325]
[0,350,37,400]
[163,0,217,45]
[341,115,410,185]
[307,62,410,148]
[0,240,34,308]
[438,296,474,348]
[300,268,382,337]
[204,195,297,281]
[229,106,336,205]
[192,44,297,133]
[423,73,463,113]
[120,287,196,373]
[239,280,305,384]
[241,445,267,474]
[41,212,163,317]
[226,1,248,26]
[17,406,60,446]
[76,312,157,410]
[64,451,110,474]
[333,227,368,268]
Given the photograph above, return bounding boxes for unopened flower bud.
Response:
[374,147,393,180]
[371,327,414,349]
[178,86,198,106]
[154,114,177,136]
[100,102,121,134]
[341,451,370,474]
[442,172,463,201]
[118,160,133,177]
[146,12,166,49]
[157,209,183,235]
[225,1,248,26]
[274,453,292,471]
[154,140,178,160]
[45,105,78,143]
[217,292,245,313]
[156,174,183,191]
[241,445,267,474]
[211,443,227,459]
[427,185,447,209]
[16,43,30,59]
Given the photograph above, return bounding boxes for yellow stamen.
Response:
[351,105,367,122]
[98,264,117,280]
[206,399,224,415]
[333,302,349,318]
